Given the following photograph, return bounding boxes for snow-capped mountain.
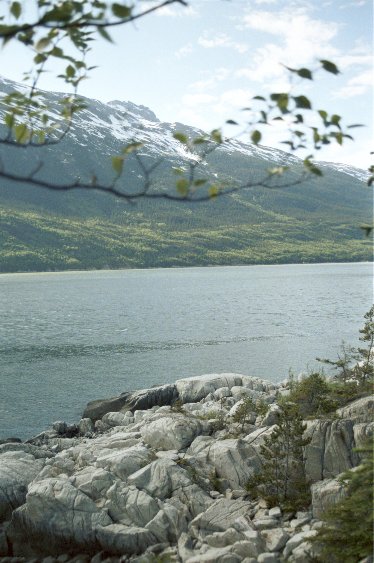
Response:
[0,76,371,273]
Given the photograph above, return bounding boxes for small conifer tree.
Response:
[246,401,311,510]
[312,440,373,563]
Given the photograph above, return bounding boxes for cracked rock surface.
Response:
[0,373,371,562]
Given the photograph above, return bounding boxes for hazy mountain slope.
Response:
[0,77,371,272]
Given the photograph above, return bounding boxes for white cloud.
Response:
[198,32,248,54]
[189,68,231,92]
[175,43,194,59]
[236,7,340,85]
[182,93,216,107]
[155,4,199,17]
[335,69,373,98]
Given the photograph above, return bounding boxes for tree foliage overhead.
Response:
[0,1,368,203]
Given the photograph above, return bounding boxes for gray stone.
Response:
[257,553,281,563]
[0,452,45,521]
[253,518,278,530]
[190,498,253,539]
[7,478,112,556]
[105,482,159,526]
[78,419,95,435]
[96,524,156,555]
[262,528,289,552]
[71,467,116,501]
[101,412,131,428]
[268,507,281,518]
[337,395,374,423]
[311,478,347,518]
[95,445,151,481]
[283,531,316,559]
[141,415,202,451]
[261,405,281,427]
[304,419,359,481]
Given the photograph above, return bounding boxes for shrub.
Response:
[287,372,338,418]
[246,401,311,511]
[312,440,373,563]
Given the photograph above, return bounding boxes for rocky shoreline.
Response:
[0,373,373,563]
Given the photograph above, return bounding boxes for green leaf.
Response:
[97,27,113,42]
[4,113,14,128]
[14,123,29,143]
[122,141,143,154]
[293,95,312,109]
[112,155,124,175]
[252,95,266,101]
[296,68,313,80]
[320,59,340,75]
[35,37,51,52]
[112,3,132,18]
[211,129,223,144]
[192,137,207,145]
[347,124,364,129]
[226,119,238,125]
[66,65,75,78]
[270,93,289,113]
[10,2,22,19]
[193,178,207,187]
[176,178,189,196]
[209,185,219,198]
[251,130,262,145]
[173,132,188,144]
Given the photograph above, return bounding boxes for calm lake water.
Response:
[0,263,372,439]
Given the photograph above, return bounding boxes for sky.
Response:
[0,0,372,169]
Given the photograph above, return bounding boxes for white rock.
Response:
[145,501,189,542]
[105,481,159,526]
[8,477,111,555]
[190,498,253,539]
[0,451,45,521]
[141,415,202,451]
[202,439,261,488]
[96,445,151,480]
[96,523,156,555]
[283,530,316,559]
[337,395,374,423]
[311,478,347,518]
[257,553,281,563]
[213,387,231,400]
[101,412,132,428]
[71,466,116,501]
[78,418,95,435]
[176,374,246,403]
[268,507,281,518]
[262,528,289,552]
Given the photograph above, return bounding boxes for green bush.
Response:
[287,372,338,418]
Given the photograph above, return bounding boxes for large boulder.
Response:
[83,384,178,422]
[176,373,275,404]
[0,451,45,522]
[337,395,374,424]
[204,439,261,488]
[96,523,156,555]
[190,498,254,540]
[104,482,159,526]
[141,415,203,451]
[95,444,151,480]
[7,477,112,556]
[304,419,359,481]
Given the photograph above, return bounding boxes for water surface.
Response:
[0,263,372,439]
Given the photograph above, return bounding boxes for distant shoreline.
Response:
[0,260,372,276]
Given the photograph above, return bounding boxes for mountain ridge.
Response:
[0,76,372,272]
